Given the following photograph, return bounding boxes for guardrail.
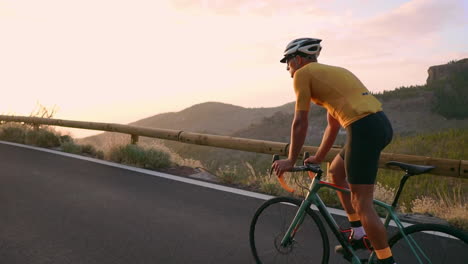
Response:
[0,115,466,179]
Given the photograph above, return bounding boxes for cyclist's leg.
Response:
[328,154,355,214]
[350,184,395,263]
[331,153,369,254]
[346,112,395,263]
[349,184,388,250]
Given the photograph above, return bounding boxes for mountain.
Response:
[80,59,468,168]
[79,101,296,151]
[129,101,294,135]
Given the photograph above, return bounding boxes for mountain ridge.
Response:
[129,101,295,135]
[81,59,468,148]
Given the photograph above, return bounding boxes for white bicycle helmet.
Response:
[280,38,322,63]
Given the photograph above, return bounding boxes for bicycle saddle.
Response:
[386,161,435,175]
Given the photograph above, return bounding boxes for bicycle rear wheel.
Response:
[249,197,329,264]
[386,223,468,264]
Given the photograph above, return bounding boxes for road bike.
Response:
[249,153,468,263]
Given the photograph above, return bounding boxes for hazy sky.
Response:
[1,0,467,138]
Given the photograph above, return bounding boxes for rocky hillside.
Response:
[427,58,468,84]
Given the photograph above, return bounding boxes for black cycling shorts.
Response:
[339,111,393,184]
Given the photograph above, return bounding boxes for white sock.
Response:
[352,226,366,240]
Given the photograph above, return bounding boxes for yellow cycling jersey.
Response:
[294,62,382,127]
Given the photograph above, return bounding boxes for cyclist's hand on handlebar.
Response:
[272,159,294,176]
[304,156,321,165]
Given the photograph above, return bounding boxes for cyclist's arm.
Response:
[272,70,310,175]
[288,68,311,163]
[314,112,341,162]
[287,110,309,163]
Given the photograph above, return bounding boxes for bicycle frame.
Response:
[279,172,431,264]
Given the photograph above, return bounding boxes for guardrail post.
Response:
[461,160,468,178]
[131,134,139,145]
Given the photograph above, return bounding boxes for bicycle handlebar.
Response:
[271,154,323,194]
[290,164,323,173]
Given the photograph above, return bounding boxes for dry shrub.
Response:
[216,165,246,185]
[244,162,309,197]
[25,129,60,148]
[30,103,58,119]
[109,144,171,170]
[411,187,467,230]
[0,124,26,143]
[101,134,128,158]
[374,182,395,205]
[244,162,283,196]
[142,139,203,168]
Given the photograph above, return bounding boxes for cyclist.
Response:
[272,38,395,264]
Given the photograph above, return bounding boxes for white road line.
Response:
[0,140,412,228]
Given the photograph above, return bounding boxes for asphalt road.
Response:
[0,142,360,264]
[3,142,461,264]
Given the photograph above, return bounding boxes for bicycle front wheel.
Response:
[387,223,468,264]
[249,197,329,264]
